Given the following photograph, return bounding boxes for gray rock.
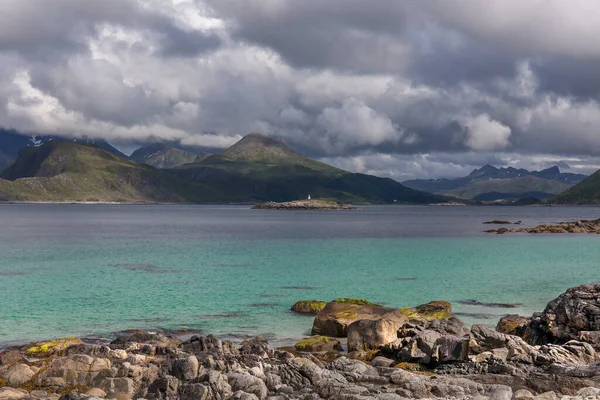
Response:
[0,388,27,400]
[180,383,209,400]
[227,372,268,400]
[171,355,199,381]
[576,387,600,397]
[488,385,512,400]
[431,334,469,364]
[347,311,407,351]
[514,389,535,400]
[370,356,396,368]
[533,392,558,400]
[4,363,35,386]
[232,390,260,400]
[523,282,600,346]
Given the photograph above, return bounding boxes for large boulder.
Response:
[311,301,396,337]
[522,282,600,346]
[290,300,327,314]
[294,336,343,352]
[347,311,407,351]
[3,364,35,386]
[496,314,531,336]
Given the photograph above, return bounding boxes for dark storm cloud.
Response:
[1,0,600,179]
[206,0,412,73]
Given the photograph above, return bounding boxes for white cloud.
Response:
[462,114,512,151]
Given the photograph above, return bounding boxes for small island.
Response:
[486,218,600,234]
[252,199,356,210]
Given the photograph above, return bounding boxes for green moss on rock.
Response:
[332,298,381,307]
[291,300,327,314]
[294,336,343,352]
[399,301,453,321]
[25,337,83,356]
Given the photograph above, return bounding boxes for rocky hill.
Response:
[171,133,449,204]
[552,168,600,204]
[130,142,210,169]
[0,141,215,203]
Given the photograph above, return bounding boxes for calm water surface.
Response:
[0,204,599,346]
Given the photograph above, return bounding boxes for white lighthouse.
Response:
[307,194,311,200]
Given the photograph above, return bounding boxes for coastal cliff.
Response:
[1,283,600,399]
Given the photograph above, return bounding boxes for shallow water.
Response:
[0,204,599,346]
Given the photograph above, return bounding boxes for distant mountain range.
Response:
[403,165,588,201]
[0,132,449,204]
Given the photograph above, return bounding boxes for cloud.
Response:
[1,0,600,179]
[462,114,512,151]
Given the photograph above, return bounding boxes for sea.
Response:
[0,204,599,347]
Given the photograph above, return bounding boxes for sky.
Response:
[1,0,600,181]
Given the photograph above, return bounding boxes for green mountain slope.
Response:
[552,170,600,204]
[171,133,449,204]
[130,142,210,169]
[443,175,572,200]
[0,141,217,203]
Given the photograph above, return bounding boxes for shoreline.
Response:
[1,283,599,399]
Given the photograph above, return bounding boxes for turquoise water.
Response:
[0,205,599,346]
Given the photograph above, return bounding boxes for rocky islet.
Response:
[1,284,600,399]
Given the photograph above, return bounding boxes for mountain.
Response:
[445,175,572,200]
[170,133,448,204]
[0,141,216,203]
[130,142,211,169]
[0,129,127,171]
[552,169,600,204]
[403,164,587,201]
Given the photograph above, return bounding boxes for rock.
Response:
[39,354,112,387]
[535,341,598,365]
[294,336,343,352]
[170,355,199,381]
[147,375,180,399]
[227,372,268,400]
[523,282,600,346]
[0,388,27,400]
[85,388,107,397]
[180,383,209,400]
[578,331,600,347]
[290,300,327,314]
[431,334,469,364]
[496,314,531,336]
[533,392,558,400]
[332,298,382,306]
[370,356,396,367]
[576,387,600,397]
[347,311,407,351]
[488,385,512,400]
[24,337,84,357]
[312,301,399,337]
[0,349,22,366]
[514,389,535,400]
[252,200,355,210]
[399,300,454,322]
[4,363,35,386]
[232,391,259,400]
[470,324,536,364]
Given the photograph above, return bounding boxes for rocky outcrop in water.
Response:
[252,200,355,210]
[485,219,600,234]
[2,284,600,399]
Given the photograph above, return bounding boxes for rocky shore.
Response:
[1,283,600,400]
[485,219,600,234]
[252,200,356,210]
